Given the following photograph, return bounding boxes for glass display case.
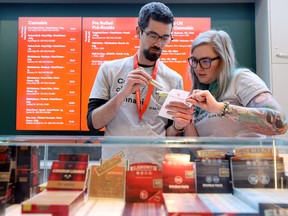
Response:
[0,135,288,216]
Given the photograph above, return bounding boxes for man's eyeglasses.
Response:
[188,56,220,69]
[140,27,173,45]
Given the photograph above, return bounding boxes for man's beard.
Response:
[143,47,162,61]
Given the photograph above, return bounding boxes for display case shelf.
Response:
[1,135,288,216]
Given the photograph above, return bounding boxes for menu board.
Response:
[16,17,210,131]
[17,17,82,130]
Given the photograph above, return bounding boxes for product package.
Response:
[162,153,195,193]
[231,147,286,189]
[21,153,89,216]
[88,150,126,199]
[195,149,232,193]
[126,163,163,203]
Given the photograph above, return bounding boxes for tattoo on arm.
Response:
[228,93,287,135]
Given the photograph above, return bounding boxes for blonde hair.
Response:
[190,30,237,99]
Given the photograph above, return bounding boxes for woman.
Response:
[167,29,287,137]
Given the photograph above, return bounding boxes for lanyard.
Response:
[133,54,158,120]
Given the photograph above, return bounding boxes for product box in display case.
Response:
[231,147,286,189]
[21,154,89,216]
[89,165,126,198]
[195,150,232,193]
[21,190,85,216]
[47,160,88,190]
[15,169,40,203]
[15,146,40,202]
[126,163,163,203]
[162,153,195,193]
[16,146,40,171]
[88,150,126,199]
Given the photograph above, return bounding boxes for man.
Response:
[87,2,192,136]
[87,2,193,163]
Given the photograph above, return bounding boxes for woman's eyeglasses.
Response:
[188,56,220,69]
[140,27,173,45]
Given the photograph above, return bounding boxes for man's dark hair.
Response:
[138,2,174,30]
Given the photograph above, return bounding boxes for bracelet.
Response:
[218,101,230,117]
[172,121,185,133]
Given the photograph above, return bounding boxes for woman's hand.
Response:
[186,89,224,114]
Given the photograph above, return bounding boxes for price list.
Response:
[16,17,82,130]
[16,17,210,131]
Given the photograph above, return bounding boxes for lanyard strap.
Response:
[133,54,158,120]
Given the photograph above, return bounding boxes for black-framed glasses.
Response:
[188,56,221,69]
[140,27,173,45]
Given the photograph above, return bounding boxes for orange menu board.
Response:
[80,17,210,131]
[16,17,210,131]
[16,17,82,130]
